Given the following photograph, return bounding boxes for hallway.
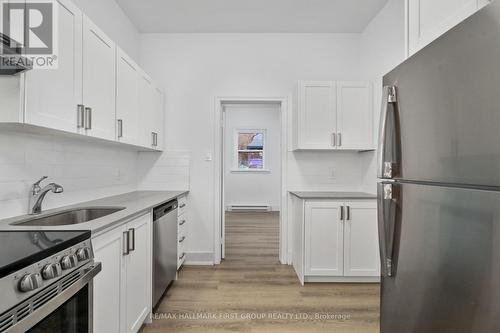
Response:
[141,212,380,333]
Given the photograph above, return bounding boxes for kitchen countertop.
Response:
[0,191,188,236]
[289,191,377,199]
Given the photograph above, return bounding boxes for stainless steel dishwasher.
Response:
[152,199,178,308]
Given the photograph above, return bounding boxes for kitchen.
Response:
[0,0,498,332]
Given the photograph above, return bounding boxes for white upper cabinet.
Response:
[298,81,337,150]
[153,86,165,151]
[295,81,373,151]
[82,16,116,141]
[343,201,379,277]
[336,82,373,150]
[407,0,492,56]
[24,0,83,133]
[138,71,155,148]
[116,47,140,145]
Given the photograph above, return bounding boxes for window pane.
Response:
[238,152,264,169]
[238,132,264,150]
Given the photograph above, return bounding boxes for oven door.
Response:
[5,262,101,333]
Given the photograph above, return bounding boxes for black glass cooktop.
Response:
[0,230,90,278]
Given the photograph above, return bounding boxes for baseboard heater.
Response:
[227,205,271,212]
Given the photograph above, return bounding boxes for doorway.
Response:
[223,103,281,261]
[213,97,289,265]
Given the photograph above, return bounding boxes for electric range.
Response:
[0,230,101,333]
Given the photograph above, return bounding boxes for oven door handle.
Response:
[6,262,102,333]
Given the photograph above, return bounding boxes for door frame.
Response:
[213,96,291,265]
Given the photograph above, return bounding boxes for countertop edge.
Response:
[289,191,377,199]
[0,190,189,236]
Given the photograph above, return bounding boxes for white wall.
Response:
[359,0,407,193]
[224,103,281,211]
[72,0,140,61]
[138,33,365,261]
[0,131,138,219]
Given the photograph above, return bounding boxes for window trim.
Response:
[232,129,267,172]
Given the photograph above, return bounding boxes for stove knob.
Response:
[60,254,78,270]
[41,263,62,280]
[76,247,91,261]
[18,273,42,292]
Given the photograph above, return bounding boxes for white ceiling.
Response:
[115,0,389,33]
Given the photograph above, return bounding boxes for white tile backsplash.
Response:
[137,150,190,191]
[0,131,140,219]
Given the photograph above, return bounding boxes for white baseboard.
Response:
[304,276,380,283]
[185,251,214,265]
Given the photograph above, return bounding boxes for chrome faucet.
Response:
[28,176,64,215]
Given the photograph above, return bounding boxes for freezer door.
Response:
[378,182,500,333]
[380,1,500,186]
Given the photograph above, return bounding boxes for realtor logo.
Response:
[2,0,58,69]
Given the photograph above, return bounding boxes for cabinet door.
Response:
[153,86,164,151]
[116,47,139,145]
[82,16,116,140]
[24,0,83,133]
[298,81,337,149]
[93,226,126,333]
[336,81,373,150]
[125,214,152,333]
[138,71,155,148]
[343,201,380,277]
[407,0,490,56]
[304,201,344,276]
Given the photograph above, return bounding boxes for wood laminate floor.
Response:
[141,212,380,333]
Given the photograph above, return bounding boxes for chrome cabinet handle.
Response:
[331,133,336,147]
[179,219,186,226]
[84,107,92,130]
[128,228,135,252]
[179,203,186,209]
[123,231,129,255]
[117,119,123,138]
[151,132,156,147]
[346,205,351,221]
[340,206,344,221]
[77,105,85,128]
[179,236,186,243]
[337,133,342,147]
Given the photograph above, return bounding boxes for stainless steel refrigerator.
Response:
[378,2,500,332]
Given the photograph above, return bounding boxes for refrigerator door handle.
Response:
[377,182,400,277]
[378,86,399,179]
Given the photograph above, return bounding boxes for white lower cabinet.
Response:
[343,202,380,277]
[295,199,380,284]
[93,213,152,333]
[304,201,344,276]
[92,224,125,333]
[177,195,188,269]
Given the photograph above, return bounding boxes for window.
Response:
[234,130,266,171]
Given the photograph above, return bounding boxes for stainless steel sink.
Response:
[12,207,125,226]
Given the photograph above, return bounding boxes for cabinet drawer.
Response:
[178,196,187,216]
[178,221,187,239]
[177,242,186,269]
